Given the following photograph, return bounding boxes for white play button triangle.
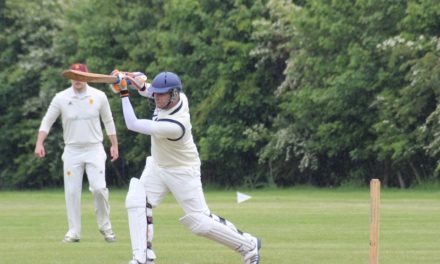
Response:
[236,191,252,204]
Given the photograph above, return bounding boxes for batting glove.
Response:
[126,72,148,91]
[110,70,128,97]
[138,83,154,99]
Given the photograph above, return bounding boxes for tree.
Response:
[0,0,66,188]
[254,0,415,186]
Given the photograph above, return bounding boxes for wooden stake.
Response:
[369,179,380,264]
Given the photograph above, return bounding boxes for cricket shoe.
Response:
[100,229,116,242]
[62,235,80,243]
[243,236,261,264]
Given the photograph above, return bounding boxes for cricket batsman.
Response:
[111,70,261,264]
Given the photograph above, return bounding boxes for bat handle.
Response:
[124,72,132,85]
[113,72,132,85]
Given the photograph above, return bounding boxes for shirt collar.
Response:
[68,85,91,98]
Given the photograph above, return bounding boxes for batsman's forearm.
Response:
[121,97,143,132]
[121,98,182,138]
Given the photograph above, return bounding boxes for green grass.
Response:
[0,187,439,264]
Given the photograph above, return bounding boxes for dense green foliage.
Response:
[0,0,439,188]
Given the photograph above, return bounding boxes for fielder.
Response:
[34,63,118,243]
[111,70,261,264]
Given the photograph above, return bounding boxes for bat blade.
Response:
[62,69,117,83]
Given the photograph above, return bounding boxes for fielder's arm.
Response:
[34,131,48,158]
[108,134,119,162]
[35,96,61,158]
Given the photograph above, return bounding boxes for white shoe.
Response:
[100,229,116,242]
[243,236,261,264]
[62,235,80,243]
[127,260,155,264]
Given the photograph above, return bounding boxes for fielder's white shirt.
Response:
[39,85,116,146]
[122,93,200,168]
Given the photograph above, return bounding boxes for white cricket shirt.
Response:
[39,85,116,146]
[122,93,200,168]
[151,93,200,168]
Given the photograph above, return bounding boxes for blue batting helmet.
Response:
[150,72,183,94]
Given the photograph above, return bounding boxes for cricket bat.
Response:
[62,69,118,83]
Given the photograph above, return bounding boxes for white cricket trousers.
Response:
[62,143,112,237]
[140,156,209,214]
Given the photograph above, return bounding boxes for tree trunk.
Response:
[397,171,406,189]
[409,161,422,185]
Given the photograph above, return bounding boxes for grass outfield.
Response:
[0,187,439,264]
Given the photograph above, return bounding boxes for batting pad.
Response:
[180,213,255,255]
[126,178,148,263]
[125,178,146,209]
